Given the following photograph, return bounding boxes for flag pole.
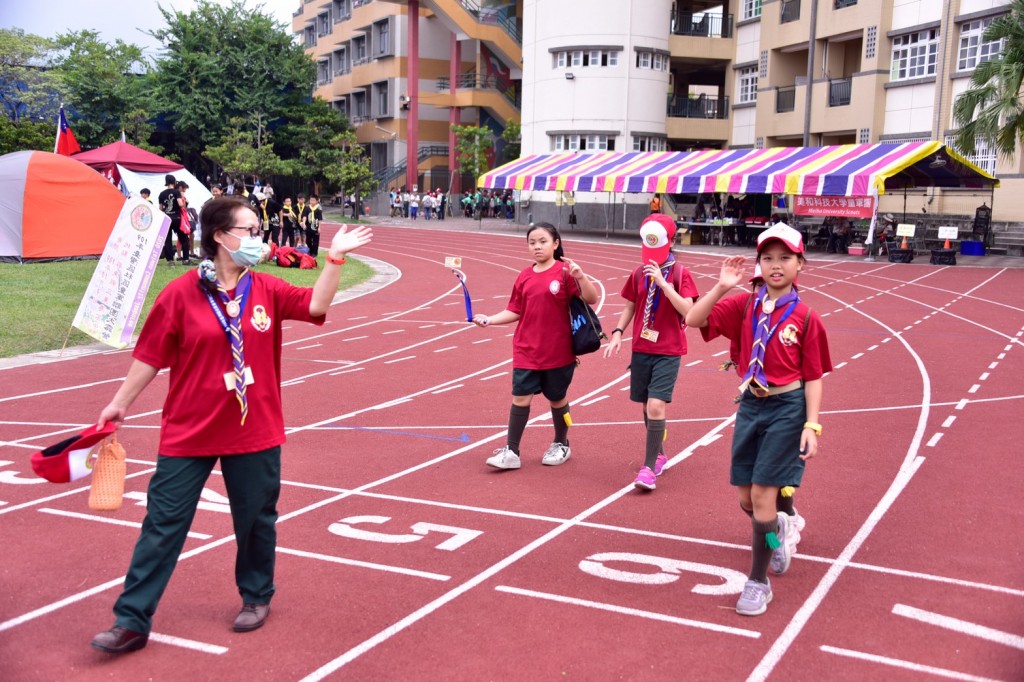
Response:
[53,103,63,154]
[58,324,74,358]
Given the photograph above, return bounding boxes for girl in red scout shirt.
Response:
[90,198,371,654]
[603,214,699,491]
[686,223,831,617]
[472,222,599,470]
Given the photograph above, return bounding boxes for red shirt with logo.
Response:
[506,262,581,370]
[133,271,324,456]
[620,263,699,356]
[700,291,832,384]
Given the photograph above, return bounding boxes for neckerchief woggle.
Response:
[203,270,252,424]
[738,284,799,397]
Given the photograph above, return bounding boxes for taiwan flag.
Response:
[54,104,81,156]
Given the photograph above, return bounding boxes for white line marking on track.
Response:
[926,433,943,447]
[868,345,879,351]
[472,338,492,344]
[685,360,702,367]
[820,645,1003,682]
[148,632,228,654]
[0,378,123,404]
[382,330,405,335]
[480,372,506,381]
[329,367,366,376]
[834,362,847,370]
[433,346,457,353]
[431,384,463,395]
[38,508,212,539]
[495,585,760,639]
[968,384,981,394]
[384,356,415,364]
[956,399,969,410]
[580,395,609,406]
[418,324,436,329]
[988,362,998,369]
[941,416,956,428]
[998,353,1006,360]
[371,398,413,410]
[343,336,368,342]
[713,350,728,357]
[979,372,990,381]
[296,344,322,350]
[276,547,450,581]
[852,353,864,359]
[893,603,1024,651]
[347,316,368,320]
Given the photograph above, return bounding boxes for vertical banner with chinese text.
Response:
[72,198,170,348]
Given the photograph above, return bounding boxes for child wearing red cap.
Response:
[603,214,699,490]
[686,223,831,616]
[472,222,599,469]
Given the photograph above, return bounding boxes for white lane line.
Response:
[479,372,506,381]
[295,343,322,351]
[495,585,760,639]
[370,398,412,410]
[685,360,702,367]
[343,336,369,342]
[0,467,156,517]
[472,339,492,344]
[893,603,1024,651]
[998,353,1006,360]
[384,356,416,364]
[713,350,728,357]
[329,367,365,376]
[979,372,990,381]
[580,395,609,406]
[347,315,368,320]
[148,632,228,654]
[0,377,123,404]
[988,362,998,369]
[834,362,847,370]
[955,399,969,410]
[852,353,864,360]
[968,384,981,394]
[418,324,436,329]
[37,508,212,540]
[276,547,450,582]
[941,416,956,428]
[868,345,879,351]
[926,433,943,447]
[820,645,1003,682]
[431,384,463,395]
[382,330,405,335]
[433,346,458,353]
[620,385,630,391]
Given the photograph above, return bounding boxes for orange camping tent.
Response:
[0,151,126,262]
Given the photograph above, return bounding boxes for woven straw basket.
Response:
[88,433,126,511]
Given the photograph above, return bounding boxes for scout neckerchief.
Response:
[260,203,269,231]
[309,204,320,232]
[297,202,307,225]
[638,255,675,343]
[739,284,799,397]
[203,270,252,425]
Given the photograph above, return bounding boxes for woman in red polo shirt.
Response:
[472,222,599,470]
[90,197,371,654]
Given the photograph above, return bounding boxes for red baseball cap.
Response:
[640,214,677,264]
[757,223,804,255]
[31,422,116,483]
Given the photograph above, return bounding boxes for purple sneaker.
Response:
[654,453,668,476]
[633,466,656,491]
[736,579,773,616]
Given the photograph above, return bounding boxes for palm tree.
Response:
[952,0,1024,160]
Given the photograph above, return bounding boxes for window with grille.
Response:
[738,66,758,104]
[945,134,996,175]
[958,18,1005,71]
[637,51,652,69]
[553,49,619,68]
[374,81,389,117]
[552,134,615,152]
[375,20,390,56]
[742,0,762,20]
[891,29,939,81]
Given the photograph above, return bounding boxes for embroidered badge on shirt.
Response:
[549,280,561,295]
[780,323,799,346]
[251,305,271,333]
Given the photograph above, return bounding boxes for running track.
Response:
[1,225,1022,681]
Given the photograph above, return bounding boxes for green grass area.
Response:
[0,256,373,358]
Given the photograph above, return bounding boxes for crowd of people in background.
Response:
[460,189,515,219]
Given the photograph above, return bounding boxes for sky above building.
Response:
[1,0,298,58]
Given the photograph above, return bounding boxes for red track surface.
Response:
[1,225,1023,681]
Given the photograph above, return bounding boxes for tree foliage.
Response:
[322,130,374,199]
[0,28,60,125]
[275,97,351,186]
[204,116,289,181]
[0,117,53,155]
[952,0,1024,160]
[500,119,521,162]
[452,124,494,180]
[150,0,315,170]
[50,30,149,147]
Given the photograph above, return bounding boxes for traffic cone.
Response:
[900,235,908,249]
[943,237,951,249]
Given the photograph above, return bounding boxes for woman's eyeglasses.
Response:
[227,226,261,238]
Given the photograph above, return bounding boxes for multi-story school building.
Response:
[295,0,1023,237]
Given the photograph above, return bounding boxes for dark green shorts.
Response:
[730,387,806,487]
[512,362,576,401]
[629,352,681,403]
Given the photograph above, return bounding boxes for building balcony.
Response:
[667,95,729,119]
[776,86,796,113]
[829,78,851,107]
[670,11,733,39]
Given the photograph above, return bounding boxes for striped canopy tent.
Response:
[477,141,998,197]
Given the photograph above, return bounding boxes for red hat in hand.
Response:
[31,422,116,483]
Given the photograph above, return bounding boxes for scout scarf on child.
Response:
[639,255,675,342]
[203,269,253,424]
[739,284,799,397]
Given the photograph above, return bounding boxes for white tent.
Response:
[118,166,213,207]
